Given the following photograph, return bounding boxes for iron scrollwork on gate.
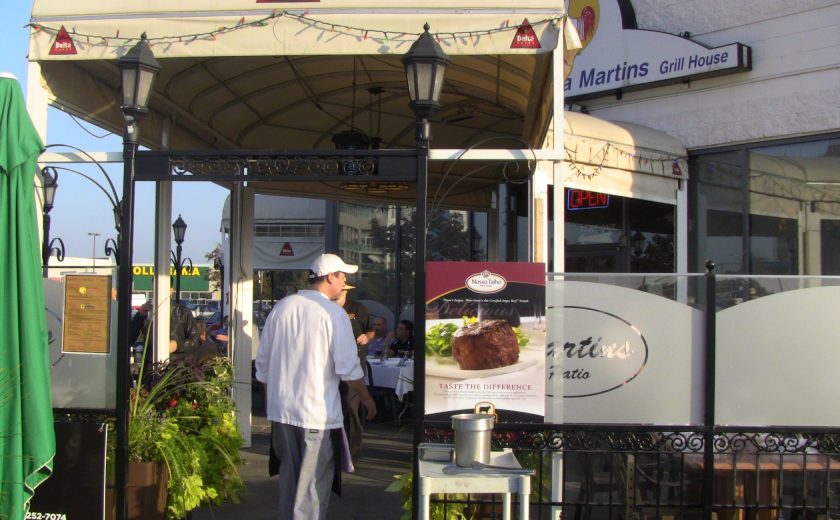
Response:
[425,427,708,453]
[166,154,377,178]
[134,149,416,182]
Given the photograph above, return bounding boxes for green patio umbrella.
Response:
[0,74,55,520]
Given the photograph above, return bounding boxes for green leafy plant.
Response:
[129,353,243,518]
[386,472,471,520]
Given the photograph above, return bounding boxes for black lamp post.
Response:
[171,215,193,304]
[41,145,123,266]
[402,23,449,519]
[115,33,159,520]
[41,166,65,277]
[39,162,123,270]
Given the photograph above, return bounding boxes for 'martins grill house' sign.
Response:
[564,0,751,101]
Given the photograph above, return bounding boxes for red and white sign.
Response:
[279,242,294,256]
[49,26,77,56]
[510,19,541,49]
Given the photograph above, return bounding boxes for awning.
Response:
[30,2,565,60]
[29,1,578,210]
[559,111,688,203]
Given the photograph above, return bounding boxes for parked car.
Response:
[180,300,198,312]
[206,311,225,331]
[195,301,220,320]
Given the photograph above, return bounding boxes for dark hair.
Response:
[398,319,413,333]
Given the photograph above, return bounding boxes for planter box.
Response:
[126,461,169,520]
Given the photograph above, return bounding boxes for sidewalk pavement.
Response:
[191,413,413,520]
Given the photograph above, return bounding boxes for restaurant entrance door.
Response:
[564,188,676,273]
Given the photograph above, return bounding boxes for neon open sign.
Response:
[567,189,610,210]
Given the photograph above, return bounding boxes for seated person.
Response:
[388,319,415,357]
[169,300,201,358]
[366,316,393,357]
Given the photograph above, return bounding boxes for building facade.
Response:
[563,0,840,275]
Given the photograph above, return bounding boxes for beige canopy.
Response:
[29,1,580,209]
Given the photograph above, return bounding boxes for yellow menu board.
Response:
[62,275,112,354]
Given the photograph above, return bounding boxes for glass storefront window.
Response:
[342,203,488,324]
[564,188,675,273]
[691,134,840,275]
[689,151,746,274]
[628,198,675,273]
[339,202,398,317]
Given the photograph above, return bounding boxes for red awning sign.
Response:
[279,242,295,256]
[49,26,78,56]
[511,19,541,49]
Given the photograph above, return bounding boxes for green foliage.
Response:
[386,472,471,520]
[369,208,484,264]
[204,244,223,291]
[129,356,243,518]
[425,322,459,357]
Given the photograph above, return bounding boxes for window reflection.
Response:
[691,136,840,275]
[340,203,487,324]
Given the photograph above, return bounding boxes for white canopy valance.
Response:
[560,111,688,204]
[30,2,565,60]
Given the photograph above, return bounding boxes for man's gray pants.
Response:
[271,422,335,520]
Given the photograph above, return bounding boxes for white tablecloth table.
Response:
[365,357,414,400]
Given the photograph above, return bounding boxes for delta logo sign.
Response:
[49,26,77,56]
[564,0,751,101]
[510,19,541,49]
[279,242,295,256]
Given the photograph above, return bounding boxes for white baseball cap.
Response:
[309,253,359,278]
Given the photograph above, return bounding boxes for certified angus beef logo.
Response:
[465,270,507,294]
[549,306,648,397]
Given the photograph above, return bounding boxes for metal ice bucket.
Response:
[451,403,496,467]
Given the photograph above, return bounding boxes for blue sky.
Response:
[3,0,229,265]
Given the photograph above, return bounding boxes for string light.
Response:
[28,11,561,47]
[565,141,687,179]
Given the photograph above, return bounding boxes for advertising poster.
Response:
[425,262,546,423]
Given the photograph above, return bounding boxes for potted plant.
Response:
[127,354,244,519]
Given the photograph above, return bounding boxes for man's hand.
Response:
[360,392,377,420]
[355,333,369,346]
[346,378,377,420]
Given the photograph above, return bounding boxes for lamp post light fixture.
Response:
[402,23,449,519]
[115,33,160,520]
[40,145,124,266]
[119,33,161,133]
[171,215,193,304]
[401,23,451,134]
[41,166,65,277]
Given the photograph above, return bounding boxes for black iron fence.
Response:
[425,427,840,519]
